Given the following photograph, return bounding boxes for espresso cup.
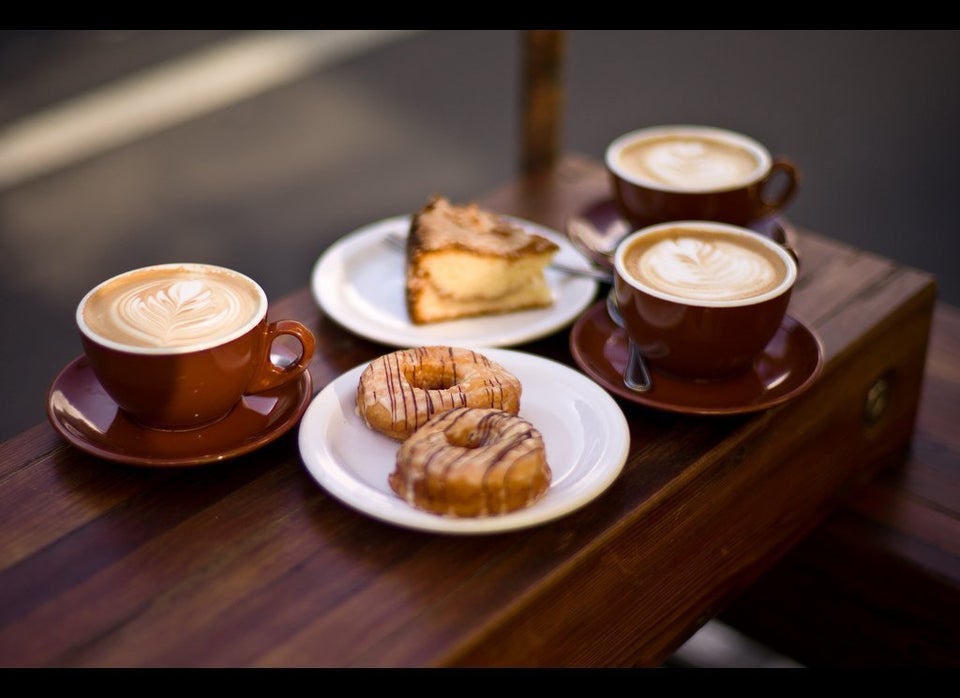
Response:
[77,262,316,430]
[614,221,798,381]
[606,125,800,229]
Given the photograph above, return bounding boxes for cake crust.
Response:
[405,195,560,324]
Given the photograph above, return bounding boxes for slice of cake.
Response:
[405,195,560,324]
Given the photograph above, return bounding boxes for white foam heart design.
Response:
[112,278,245,347]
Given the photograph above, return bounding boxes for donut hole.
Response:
[444,426,491,450]
[414,375,458,391]
[442,415,496,449]
[402,362,460,391]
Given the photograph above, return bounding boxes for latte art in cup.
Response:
[606,125,800,231]
[624,232,787,303]
[618,223,795,306]
[80,264,265,351]
[613,221,798,380]
[617,134,762,191]
[76,262,316,430]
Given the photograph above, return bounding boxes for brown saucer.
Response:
[46,349,313,467]
[569,300,824,415]
[569,198,796,268]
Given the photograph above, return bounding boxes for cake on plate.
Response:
[405,195,560,324]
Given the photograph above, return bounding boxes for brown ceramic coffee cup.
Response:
[77,263,316,430]
[606,125,800,229]
[614,221,798,381]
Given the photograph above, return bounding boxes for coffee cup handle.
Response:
[756,156,800,218]
[783,240,801,272]
[246,319,316,394]
[765,218,802,271]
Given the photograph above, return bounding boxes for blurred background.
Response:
[1,29,957,666]
[3,29,958,442]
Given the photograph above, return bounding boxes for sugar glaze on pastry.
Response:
[356,345,522,442]
[390,407,551,518]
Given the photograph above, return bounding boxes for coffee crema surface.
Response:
[616,133,762,192]
[81,264,265,350]
[621,227,789,304]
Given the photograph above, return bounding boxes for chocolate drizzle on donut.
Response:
[356,346,522,441]
[391,407,551,517]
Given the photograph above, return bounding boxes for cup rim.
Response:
[614,220,797,308]
[76,262,269,355]
[605,124,772,193]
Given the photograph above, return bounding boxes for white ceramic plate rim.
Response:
[297,348,630,534]
[310,214,599,348]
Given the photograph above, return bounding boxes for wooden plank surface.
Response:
[0,155,943,667]
[719,303,960,667]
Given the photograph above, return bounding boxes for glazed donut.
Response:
[390,407,551,517]
[356,346,522,441]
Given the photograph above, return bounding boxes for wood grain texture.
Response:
[719,303,960,667]
[0,156,944,667]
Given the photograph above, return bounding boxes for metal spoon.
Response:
[605,286,652,393]
[566,216,617,271]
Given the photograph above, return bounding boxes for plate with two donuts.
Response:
[298,346,630,534]
[310,213,599,348]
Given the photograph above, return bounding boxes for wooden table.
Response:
[0,155,953,667]
[718,307,960,666]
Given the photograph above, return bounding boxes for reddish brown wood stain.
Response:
[0,157,952,667]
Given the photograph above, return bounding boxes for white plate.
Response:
[297,348,630,534]
[310,214,599,348]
